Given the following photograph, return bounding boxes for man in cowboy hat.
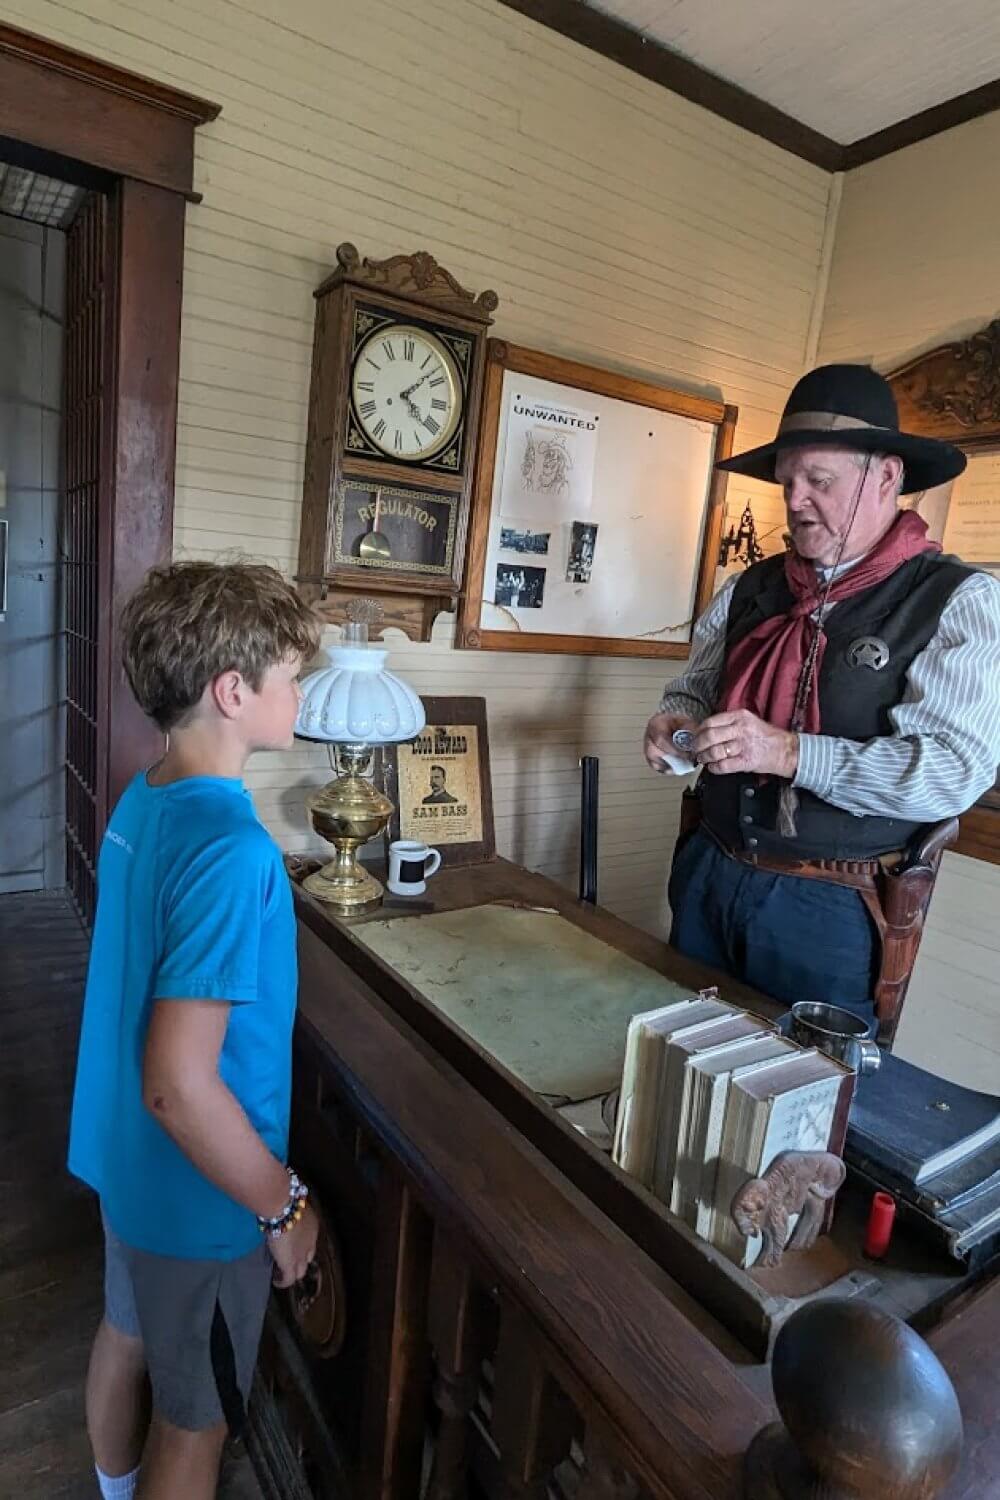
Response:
[644,364,1000,1030]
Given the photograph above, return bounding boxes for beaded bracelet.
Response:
[257,1168,309,1239]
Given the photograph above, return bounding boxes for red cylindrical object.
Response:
[864,1191,897,1259]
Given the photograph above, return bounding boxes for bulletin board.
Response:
[457,342,737,659]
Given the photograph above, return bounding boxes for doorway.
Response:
[1,173,119,925]
[0,173,77,900]
[0,24,218,922]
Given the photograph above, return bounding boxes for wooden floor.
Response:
[0,890,261,1498]
[0,889,100,1497]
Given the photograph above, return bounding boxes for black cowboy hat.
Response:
[716,363,966,495]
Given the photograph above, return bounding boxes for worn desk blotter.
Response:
[349,901,696,1100]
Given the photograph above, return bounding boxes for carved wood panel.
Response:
[890,320,1000,452]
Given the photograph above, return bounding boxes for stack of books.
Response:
[608,994,853,1268]
[847,1052,1000,1263]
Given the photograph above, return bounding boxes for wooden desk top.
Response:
[293,856,798,1348]
[295,916,768,1500]
[296,853,786,1020]
[291,855,1000,1492]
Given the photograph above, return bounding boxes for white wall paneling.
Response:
[1,0,836,937]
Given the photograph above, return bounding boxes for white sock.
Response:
[96,1464,139,1499]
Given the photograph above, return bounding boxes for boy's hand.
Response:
[269,1201,320,1288]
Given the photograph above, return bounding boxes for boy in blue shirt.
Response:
[69,560,321,1499]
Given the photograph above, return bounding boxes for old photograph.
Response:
[494,563,546,610]
[500,524,551,555]
[566,520,598,583]
[421,763,458,805]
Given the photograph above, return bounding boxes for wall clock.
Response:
[297,243,498,641]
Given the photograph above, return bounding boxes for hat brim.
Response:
[716,427,967,495]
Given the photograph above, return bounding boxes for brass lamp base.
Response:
[302,860,385,914]
[303,744,393,916]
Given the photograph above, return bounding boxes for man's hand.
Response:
[693,709,799,779]
[643,710,700,772]
[269,1201,320,1288]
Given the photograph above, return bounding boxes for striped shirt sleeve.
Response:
[658,575,738,722]
[793,571,1000,820]
[656,568,1000,821]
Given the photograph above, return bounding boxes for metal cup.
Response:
[788,1001,882,1075]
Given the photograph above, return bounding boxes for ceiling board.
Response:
[589,0,1000,144]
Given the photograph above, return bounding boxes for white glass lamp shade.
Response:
[294,644,425,745]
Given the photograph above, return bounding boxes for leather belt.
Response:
[701,821,894,892]
[683,792,960,1046]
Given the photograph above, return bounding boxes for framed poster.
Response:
[458,341,737,659]
[382,696,496,867]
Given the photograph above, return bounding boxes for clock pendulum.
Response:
[359,488,392,561]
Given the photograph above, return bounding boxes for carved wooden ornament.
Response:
[888,318,1000,450]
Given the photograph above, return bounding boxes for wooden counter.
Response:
[250,857,1000,1500]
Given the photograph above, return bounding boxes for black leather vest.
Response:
[699,551,974,860]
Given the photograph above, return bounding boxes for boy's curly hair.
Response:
[121,561,322,731]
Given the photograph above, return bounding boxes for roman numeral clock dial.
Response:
[350,324,462,461]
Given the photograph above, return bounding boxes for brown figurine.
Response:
[731,1150,846,1268]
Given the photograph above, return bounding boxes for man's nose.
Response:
[784,481,810,511]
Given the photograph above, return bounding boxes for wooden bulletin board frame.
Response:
[457,340,737,659]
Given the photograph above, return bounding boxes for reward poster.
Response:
[397,724,484,845]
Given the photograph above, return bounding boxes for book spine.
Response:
[667,1068,699,1214]
[694,1075,730,1237]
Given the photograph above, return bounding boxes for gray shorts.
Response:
[103,1212,272,1433]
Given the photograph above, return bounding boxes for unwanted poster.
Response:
[396,722,484,846]
[499,392,599,523]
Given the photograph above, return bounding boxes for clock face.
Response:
[350,323,463,461]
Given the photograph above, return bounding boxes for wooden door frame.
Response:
[0,23,219,815]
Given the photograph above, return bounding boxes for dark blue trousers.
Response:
[668,830,878,1026]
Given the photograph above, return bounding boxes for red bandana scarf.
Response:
[717,511,940,734]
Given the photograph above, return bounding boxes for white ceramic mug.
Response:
[387,839,442,896]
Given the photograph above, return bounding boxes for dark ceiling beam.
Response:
[841,76,1000,169]
[496,0,843,171]
[497,0,1000,175]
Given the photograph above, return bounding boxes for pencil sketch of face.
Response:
[537,437,572,494]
